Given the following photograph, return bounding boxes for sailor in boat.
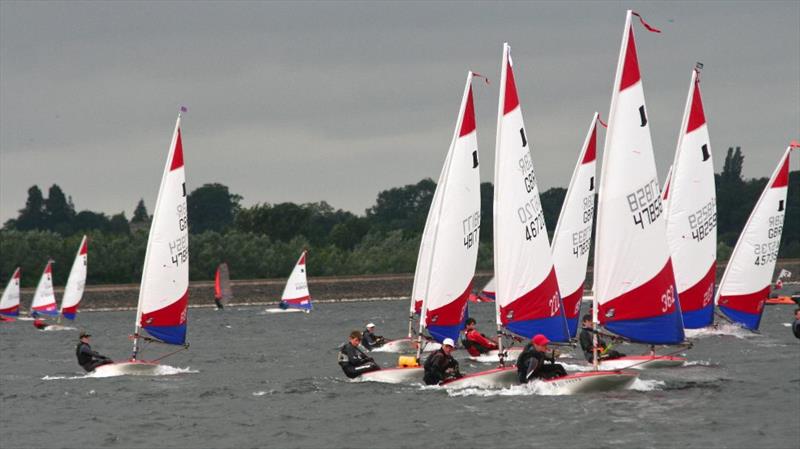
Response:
[578,314,625,362]
[214,297,223,310]
[516,334,567,382]
[361,323,386,350]
[75,331,112,372]
[338,331,380,378]
[33,318,51,330]
[462,317,498,357]
[422,338,462,385]
[793,308,800,339]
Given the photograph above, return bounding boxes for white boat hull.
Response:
[371,338,440,353]
[92,361,162,377]
[357,367,424,384]
[542,370,638,394]
[263,308,308,314]
[597,355,686,370]
[467,347,523,363]
[442,366,518,389]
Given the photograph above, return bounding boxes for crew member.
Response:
[793,308,800,339]
[76,331,113,372]
[516,334,567,382]
[578,314,625,362]
[462,318,498,356]
[361,323,386,350]
[338,330,380,378]
[33,318,50,330]
[423,338,462,385]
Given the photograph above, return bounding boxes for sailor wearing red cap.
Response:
[516,334,567,382]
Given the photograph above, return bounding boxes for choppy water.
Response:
[1,300,798,449]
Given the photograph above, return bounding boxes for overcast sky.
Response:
[1,1,798,223]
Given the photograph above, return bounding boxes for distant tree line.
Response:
[1,147,797,286]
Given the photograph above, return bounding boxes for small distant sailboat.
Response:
[0,267,21,321]
[94,110,190,376]
[551,113,599,338]
[716,143,796,329]
[592,10,687,370]
[214,262,233,309]
[664,66,717,330]
[30,260,58,317]
[60,235,89,321]
[264,251,312,314]
[361,71,481,383]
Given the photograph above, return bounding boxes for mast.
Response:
[493,45,510,365]
[132,111,183,360]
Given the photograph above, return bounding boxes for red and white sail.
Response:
[31,260,58,316]
[418,71,482,343]
[493,43,567,341]
[280,251,312,311]
[716,145,794,330]
[60,235,88,320]
[0,268,21,316]
[551,113,599,337]
[594,11,684,344]
[133,113,189,350]
[664,69,716,329]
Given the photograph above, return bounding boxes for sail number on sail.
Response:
[463,211,481,249]
[518,196,546,242]
[571,194,595,257]
[626,178,663,229]
[169,235,189,267]
[687,199,716,242]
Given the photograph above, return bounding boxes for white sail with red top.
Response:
[60,235,88,320]
[493,43,568,342]
[551,113,599,338]
[280,251,312,311]
[0,268,21,317]
[594,10,684,344]
[664,68,717,329]
[418,71,482,344]
[31,260,58,316]
[716,145,794,330]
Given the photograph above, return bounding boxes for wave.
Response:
[42,365,198,380]
[443,376,664,397]
[685,323,756,339]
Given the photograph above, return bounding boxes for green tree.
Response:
[44,184,76,235]
[540,187,567,239]
[187,183,242,234]
[366,178,436,235]
[73,211,111,232]
[131,199,149,223]
[109,212,130,234]
[11,185,47,231]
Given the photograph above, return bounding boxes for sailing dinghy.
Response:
[715,143,796,330]
[0,268,21,321]
[445,44,637,392]
[551,114,599,338]
[264,251,312,314]
[664,66,717,329]
[214,262,233,309]
[468,277,496,303]
[94,110,190,376]
[361,72,481,383]
[592,11,687,370]
[36,236,89,331]
[30,260,58,318]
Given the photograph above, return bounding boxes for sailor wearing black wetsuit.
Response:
[516,334,567,382]
[361,323,385,350]
[338,331,381,378]
[423,338,462,385]
[793,308,800,339]
[578,315,625,362]
[75,331,112,372]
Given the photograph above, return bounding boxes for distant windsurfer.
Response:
[214,298,224,310]
[516,334,567,382]
[578,314,625,361]
[361,323,386,350]
[462,318,498,356]
[423,338,462,385]
[338,331,380,378]
[793,308,800,339]
[76,331,112,372]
